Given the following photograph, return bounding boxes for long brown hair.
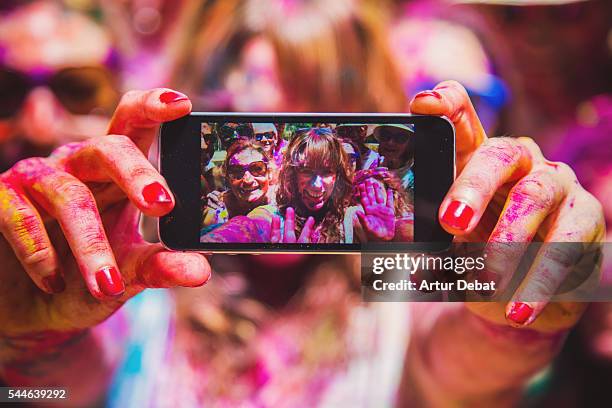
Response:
[277,127,352,243]
[170,0,407,112]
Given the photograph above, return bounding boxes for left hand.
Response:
[355,179,396,241]
[410,81,605,332]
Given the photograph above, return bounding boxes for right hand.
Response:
[0,89,211,338]
[206,190,224,210]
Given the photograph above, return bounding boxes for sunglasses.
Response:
[227,161,268,181]
[0,66,118,119]
[255,131,275,142]
[219,124,254,144]
[377,131,410,144]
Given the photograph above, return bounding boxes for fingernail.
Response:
[441,200,474,230]
[42,274,66,293]
[143,182,172,204]
[507,302,534,325]
[159,90,189,104]
[96,266,125,297]
[414,90,442,100]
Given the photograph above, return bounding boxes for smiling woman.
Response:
[201,139,273,235]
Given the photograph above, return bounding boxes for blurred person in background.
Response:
[336,124,383,170]
[388,0,517,135]
[0,0,120,171]
[170,0,408,113]
[374,124,415,190]
[463,0,611,150]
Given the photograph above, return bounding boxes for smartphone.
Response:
[159,113,455,253]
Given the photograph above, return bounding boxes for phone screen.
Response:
[160,114,454,252]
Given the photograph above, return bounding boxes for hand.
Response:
[270,207,315,243]
[355,179,396,241]
[410,81,605,332]
[206,190,224,210]
[0,89,211,338]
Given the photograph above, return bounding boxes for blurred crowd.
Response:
[0,0,611,406]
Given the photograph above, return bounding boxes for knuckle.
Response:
[455,171,493,196]
[80,231,111,257]
[119,90,142,106]
[54,179,91,200]
[481,137,523,165]
[511,175,556,210]
[21,245,54,269]
[12,157,47,176]
[129,165,156,181]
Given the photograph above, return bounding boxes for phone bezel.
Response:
[159,112,455,253]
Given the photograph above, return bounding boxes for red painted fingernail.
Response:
[143,182,172,204]
[159,90,189,104]
[42,274,66,293]
[414,90,442,100]
[441,200,474,230]
[96,266,125,297]
[507,302,534,325]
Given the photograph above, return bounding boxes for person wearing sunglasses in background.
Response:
[0,1,120,171]
[336,124,383,170]
[374,124,415,191]
[201,138,274,236]
[251,122,287,168]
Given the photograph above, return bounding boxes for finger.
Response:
[409,80,487,170]
[374,181,386,204]
[13,161,124,299]
[107,88,192,152]
[63,135,174,216]
[484,166,572,292]
[0,180,64,293]
[356,210,368,230]
[271,215,282,243]
[128,243,211,289]
[506,190,605,328]
[386,188,395,211]
[366,180,377,205]
[359,184,371,207]
[284,207,297,243]
[439,137,534,234]
[298,216,315,243]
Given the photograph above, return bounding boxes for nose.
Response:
[310,174,323,189]
[242,170,256,184]
[17,87,64,146]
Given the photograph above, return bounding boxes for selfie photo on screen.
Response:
[199,122,415,244]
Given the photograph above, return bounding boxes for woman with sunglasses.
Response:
[0,1,120,171]
[374,124,415,191]
[202,127,396,244]
[201,139,273,235]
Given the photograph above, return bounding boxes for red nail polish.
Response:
[507,302,533,325]
[414,90,442,100]
[159,91,189,104]
[96,266,125,297]
[143,182,172,204]
[441,201,474,230]
[42,274,66,293]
